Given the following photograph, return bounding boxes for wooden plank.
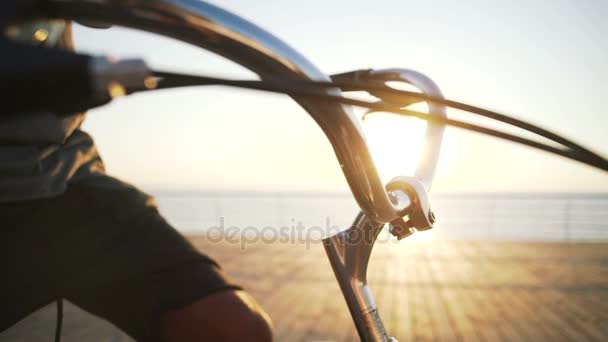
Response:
[419,249,462,342]
[449,241,508,342]
[389,255,415,342]
[3,240,608,342]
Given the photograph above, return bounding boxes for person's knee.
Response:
[219,290,272,341]
[160,289,272,342]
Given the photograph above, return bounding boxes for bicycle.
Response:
[2,1,607,341]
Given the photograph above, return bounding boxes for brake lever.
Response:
[330,69,424,110]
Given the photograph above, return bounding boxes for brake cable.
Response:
[145,71,608,172]
[153,70,606,164]
[4,40,604,170]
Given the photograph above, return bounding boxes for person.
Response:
[0,20,273,342]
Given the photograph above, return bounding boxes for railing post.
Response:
[214,195,222,223]
[488,199,497,240]
[276,193,284,228]
[563,195,572,242]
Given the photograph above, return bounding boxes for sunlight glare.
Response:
[362,110,427,184]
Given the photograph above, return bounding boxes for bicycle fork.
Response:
[323,211,397,342]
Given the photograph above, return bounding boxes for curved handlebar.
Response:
[21,0,440,224]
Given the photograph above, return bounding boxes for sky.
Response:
[73,0,608,193]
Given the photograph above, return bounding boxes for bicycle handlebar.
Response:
[9,0,435,225]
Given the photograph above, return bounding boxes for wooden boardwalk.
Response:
[3,238,608,341]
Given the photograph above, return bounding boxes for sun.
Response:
[361,111,427,184]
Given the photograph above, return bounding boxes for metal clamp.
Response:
[387,176,435,240]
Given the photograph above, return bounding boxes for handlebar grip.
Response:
[0,37,108,116]
[0,38,151,117]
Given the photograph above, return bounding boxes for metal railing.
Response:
[153,191,608,242]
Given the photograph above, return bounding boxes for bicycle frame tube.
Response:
[323,212,391,341]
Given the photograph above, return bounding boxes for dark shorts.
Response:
[0,175,240,341]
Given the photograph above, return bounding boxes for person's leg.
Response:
[65,259,273,342]
[67,176,273,341]
[0,198,65,331]
[2,175,273,341]
[160,290,272,342]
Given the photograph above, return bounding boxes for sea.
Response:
[150,191,608,242]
